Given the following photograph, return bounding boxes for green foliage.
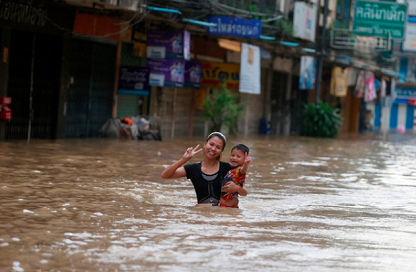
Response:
[272,19,293,36]
[301,100,343,138]
[200,88,245,135]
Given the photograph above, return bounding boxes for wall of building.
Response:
[155,87,194,138]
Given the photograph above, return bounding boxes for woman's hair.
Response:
[206,132,227,151]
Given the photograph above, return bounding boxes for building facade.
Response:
[0,0,412,142]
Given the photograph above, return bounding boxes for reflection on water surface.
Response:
[1,135,416,271]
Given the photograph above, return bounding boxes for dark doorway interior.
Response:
[270,71,288,135]
[65,39,116,138]
[6,30,62,140]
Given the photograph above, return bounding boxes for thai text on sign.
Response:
[353,0,408,39]
[201,62,240,90]
[207,16,262,38]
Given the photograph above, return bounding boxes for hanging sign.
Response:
[239,43,260,94]
[146,30,190,60]
[293,2,317,42]
[299,56,317,90]
[118,66,149,96]
[207,16,262,38]
[184,62,202,88]
[147,59,185,87]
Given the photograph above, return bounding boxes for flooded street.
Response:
[1,134,416,271]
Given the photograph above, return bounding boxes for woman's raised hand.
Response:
[182,144,202,161]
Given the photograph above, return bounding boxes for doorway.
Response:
[65,39,116,138]
[6,30,62,140]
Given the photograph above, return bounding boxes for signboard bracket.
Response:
[330,28,391,52]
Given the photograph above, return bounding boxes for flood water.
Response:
[1,134,416,271]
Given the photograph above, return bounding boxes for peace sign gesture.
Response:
[182,144,202,162]
[244,152,251,166]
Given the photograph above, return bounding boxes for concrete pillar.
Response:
[283,71,292,135]
[56,34,71,139]
[380,103,391,135]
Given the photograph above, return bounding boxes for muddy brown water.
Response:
[1,134,416,271]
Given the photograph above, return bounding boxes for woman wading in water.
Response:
[161,132,248,206]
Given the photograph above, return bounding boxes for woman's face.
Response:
[204,136,224,160]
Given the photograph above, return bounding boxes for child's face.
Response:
[229,149,245,168]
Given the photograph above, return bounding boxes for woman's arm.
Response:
[161,145,202,179]
[160,159,187,179]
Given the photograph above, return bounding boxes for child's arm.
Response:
[239,152,251,175]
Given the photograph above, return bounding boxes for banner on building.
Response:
[201,62,240,90]
[184,62,202,88]
[207,16,262,38]
[118,66,149,96]
[293,2,317,42]
[146,30,190,60]
[299,56,317,90]
[73,11,121,41]
[330,67,349,97]
[239,43,261,94]
[147,59,185,87]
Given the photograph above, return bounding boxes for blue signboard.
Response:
[118,66,149,96]
[396,86,416,99]
[207,16,262,38]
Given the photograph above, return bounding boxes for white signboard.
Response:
[408,0,416,16]
[403,23,416,51]
[239,43,261,94]
[293,2,317,42]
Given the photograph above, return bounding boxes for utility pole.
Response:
[315,0,330,103]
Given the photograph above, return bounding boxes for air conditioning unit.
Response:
[118,0,141,11]
[99,0,141,11]
[99,0,118,5]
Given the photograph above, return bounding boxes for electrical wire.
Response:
[18,0,286,41]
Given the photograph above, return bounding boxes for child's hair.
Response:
[231,144,249,154]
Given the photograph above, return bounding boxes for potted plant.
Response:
[301,100,343,138]
[200,87,244,135]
